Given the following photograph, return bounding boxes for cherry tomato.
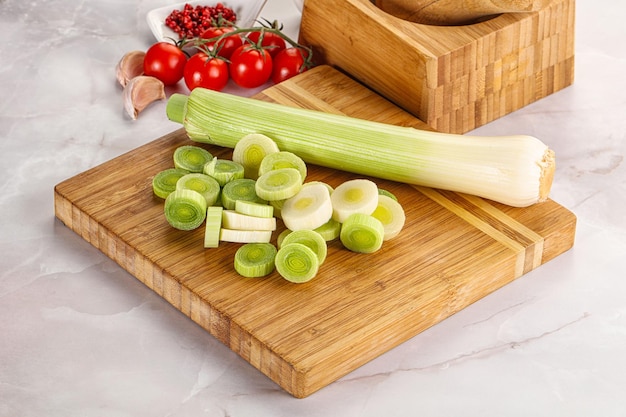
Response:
[200,27,243,60]
[229,46,273,89]
[183,52,229,91]
[143,42,187,86]
[271,47,310,84]
[247,30,286,58]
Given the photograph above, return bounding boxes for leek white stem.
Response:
[167,90,556,207]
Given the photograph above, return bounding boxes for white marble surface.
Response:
[1,0,625,415]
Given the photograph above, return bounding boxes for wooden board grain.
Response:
[54,65,576,398]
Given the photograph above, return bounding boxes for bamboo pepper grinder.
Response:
[374,0,552,25]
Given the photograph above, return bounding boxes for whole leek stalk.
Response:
[166,89,555,207]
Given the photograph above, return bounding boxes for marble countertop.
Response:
[1,0,625,415]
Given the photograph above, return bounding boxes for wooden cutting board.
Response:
[54,65,577,398]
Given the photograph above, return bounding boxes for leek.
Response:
[378,188,398,201]
[330,179,379,223]
[234,243,277,278]
[340,213,385,253]
[232,133,280,179]
[258,151,307,181]
[275,243,320,283]
[176,173,220,206]
[222,210,277,231]
[371,194,406,240]
[255,168,303,201]
[204,206,223,248]
[235,200,274,218]
[166,90,555,207]
[221,178,266,210]
[313,218,341,241]
[164,189,208,231]
[203,157,245,186]
[173,145,213,173]
[280,229,328,265]
[152,168,189,199]
[220,229,273,243]
[281,182,333,231]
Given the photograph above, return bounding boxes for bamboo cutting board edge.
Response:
[53,66,577,398]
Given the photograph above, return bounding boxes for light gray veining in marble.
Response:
[1,0,625,415]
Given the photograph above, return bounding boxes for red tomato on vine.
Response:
[246,30,286,58]
[183,52,229,91]
[200,26,243,60]
[143,42,187,86]
[271,47,310,84]
[229,45,273,88]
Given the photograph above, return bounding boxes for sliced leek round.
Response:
[255,168,303,201]
[258,151,307,181]
[275,243,319,283]
[234,242,277,278]
[378,188,398,201]
[313,218,342,241]
[203,157,245,186]
[222,210,277,231]
[340,213,384,253]
[235,200,274,218]
[276,229,292,248]
[270,199,286,219]
[152,168,189,199]
[204,206,223,248]
[281,182,333,231]
[219,228,273,243]
[331,179,379,223]
[221,178,266,210]
[303,180,334,195]
[173,145,213,173]
[371,194,406,240]
[164,189,208,231]
[176,173,221,206]
[280,229,327,265]
[232,133,280,180]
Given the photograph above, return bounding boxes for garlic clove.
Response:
[116,50,146,87]
[123,75,166,120]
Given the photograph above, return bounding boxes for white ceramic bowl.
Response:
[146,0,268,43]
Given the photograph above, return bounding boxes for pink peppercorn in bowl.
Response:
[147,0,267,43]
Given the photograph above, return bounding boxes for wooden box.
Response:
[298,0,575,134]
